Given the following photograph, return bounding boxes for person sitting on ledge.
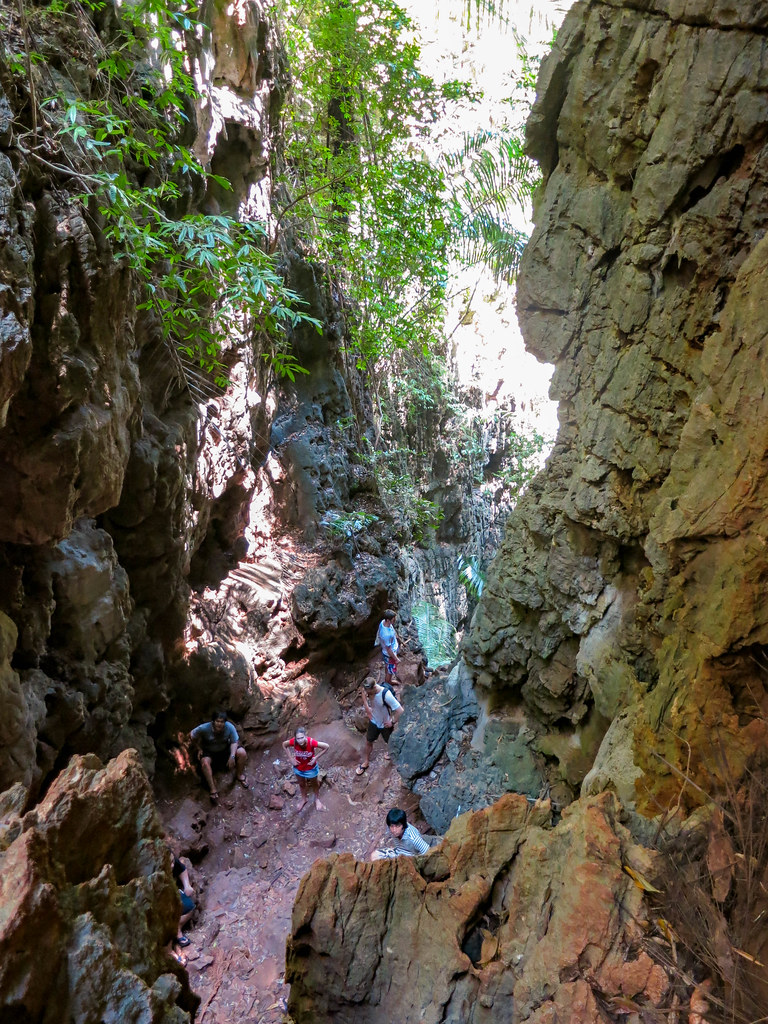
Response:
[370,807,431,860]
[190,710,248,804]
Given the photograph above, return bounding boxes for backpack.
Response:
[381,680,398,710]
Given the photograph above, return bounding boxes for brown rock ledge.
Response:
[286,792,666,1024]
[0,749,197,1023]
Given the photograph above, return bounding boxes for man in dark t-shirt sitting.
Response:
[190,710,248,804]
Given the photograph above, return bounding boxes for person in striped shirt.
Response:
[371,808,431,860]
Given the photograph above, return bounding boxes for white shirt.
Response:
[377,620,399,656]
[369,686,402,728]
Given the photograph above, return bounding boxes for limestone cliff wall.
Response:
[0,0,509,803]
[465,0,768,810]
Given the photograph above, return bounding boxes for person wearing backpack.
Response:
[356,675,402,775]
[375,609,400,685]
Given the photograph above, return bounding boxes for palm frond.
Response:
[457,555,485,600]
[444,129,538,283]
[412,600,457,668]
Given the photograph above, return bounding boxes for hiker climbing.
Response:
[375,608,400,685]
[370,808,432,860]
[356,675,402,776]
[282,726,329,812]
[189,710,248,804]
[172,850,196,948]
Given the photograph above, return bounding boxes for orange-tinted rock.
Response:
[0,750,197,1022]
[286,793,670,1023]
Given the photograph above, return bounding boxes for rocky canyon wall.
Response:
[460,0,768,814]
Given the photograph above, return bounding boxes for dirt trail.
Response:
[156,729,423,1024]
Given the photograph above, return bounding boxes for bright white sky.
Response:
[401,0,571,441]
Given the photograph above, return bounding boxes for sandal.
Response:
[210,791,219,804]
[355,764,369,776]
[236,775,249,789]
[175,935,191,948]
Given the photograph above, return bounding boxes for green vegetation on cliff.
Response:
[1,0,320,385]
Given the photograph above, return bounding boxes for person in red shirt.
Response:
[282,726,330,811]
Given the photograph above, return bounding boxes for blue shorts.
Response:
[294,766,319,779]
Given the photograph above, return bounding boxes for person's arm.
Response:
[314,741,330,760]
[361,689,373,721]
[189,726,203,759]
[282,739,297,767]
[227,724,239,768]
[384,691,402,726]
[179,865,194,899]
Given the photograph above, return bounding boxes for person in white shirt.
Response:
[376,609,400,684]
[371,808,431,859]
[355,675,402,775]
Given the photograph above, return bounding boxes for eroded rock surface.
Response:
[0,749,196,1023]
[464,0,768,810]
[286,792,668,1024]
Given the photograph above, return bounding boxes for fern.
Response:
[457,555,485,600]
[412,601,457,668]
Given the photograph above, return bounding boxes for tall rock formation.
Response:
[464,0,768,812]
[286,793,668,1024]
[284,8,768,1021]
[0,749,197,1022]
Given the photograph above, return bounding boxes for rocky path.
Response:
[156,722,424,1024]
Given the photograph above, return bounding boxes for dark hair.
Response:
[386,808,407,828]
[294,726,307,739]
[384,609,396,621]
[211,710,228,722]
[362,676,377,690]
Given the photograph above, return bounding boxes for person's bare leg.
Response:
[200,757,217,796]
[313,777,325,811]
[296,776,308,811]
[234,747,248,786]
[357,739,374,774]
[177,907,194,941]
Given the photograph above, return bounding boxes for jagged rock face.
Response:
[286,792,668,1024]
[0,750,196,1023]
[0,158,140,546]
[465,0,768,809]
[0,0,293,789]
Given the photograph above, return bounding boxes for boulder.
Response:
[286,792,668,1024]
[389,670,479,785]
[0,749,197,1022]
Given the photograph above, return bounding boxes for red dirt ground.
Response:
[156,719,424,1024]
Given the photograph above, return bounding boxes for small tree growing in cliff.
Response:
[274,1,550,524]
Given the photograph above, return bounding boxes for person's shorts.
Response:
[179,890,195,914]
[199,749,230,773]
[366,722,393,743]
[294,766,319,779]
